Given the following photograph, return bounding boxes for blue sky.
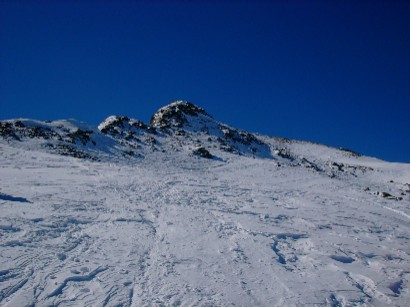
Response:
[1,1,409,162]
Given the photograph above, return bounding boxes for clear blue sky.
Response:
[1,1,409,162]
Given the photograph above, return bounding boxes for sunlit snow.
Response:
[1,102,409,306]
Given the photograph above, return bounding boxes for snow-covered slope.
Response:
[0,101,409,306]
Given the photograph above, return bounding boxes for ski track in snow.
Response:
[0,143,409,306]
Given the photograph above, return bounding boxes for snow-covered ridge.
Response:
[0,101,274,160]
[0,100,407,177]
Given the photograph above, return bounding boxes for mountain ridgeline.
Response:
[0,100,378,178]
[1,101,270,159]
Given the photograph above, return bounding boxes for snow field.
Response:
[0,141,409,306]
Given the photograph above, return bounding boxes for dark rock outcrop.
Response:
[192,147,213,159]
[150,100,211,129]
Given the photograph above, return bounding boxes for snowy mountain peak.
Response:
[150,100,212,129]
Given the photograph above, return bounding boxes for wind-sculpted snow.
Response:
[0,137,409,306]
[0,101,410,305]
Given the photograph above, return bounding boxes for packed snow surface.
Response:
[0,102,409,306]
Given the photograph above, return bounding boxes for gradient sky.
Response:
[1,1,409,162]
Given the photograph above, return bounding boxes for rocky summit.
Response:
[150,100,211,128]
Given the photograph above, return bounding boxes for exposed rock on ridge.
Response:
[150,100,211,129]
[96,100,273,159]
[0,99,376,180]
